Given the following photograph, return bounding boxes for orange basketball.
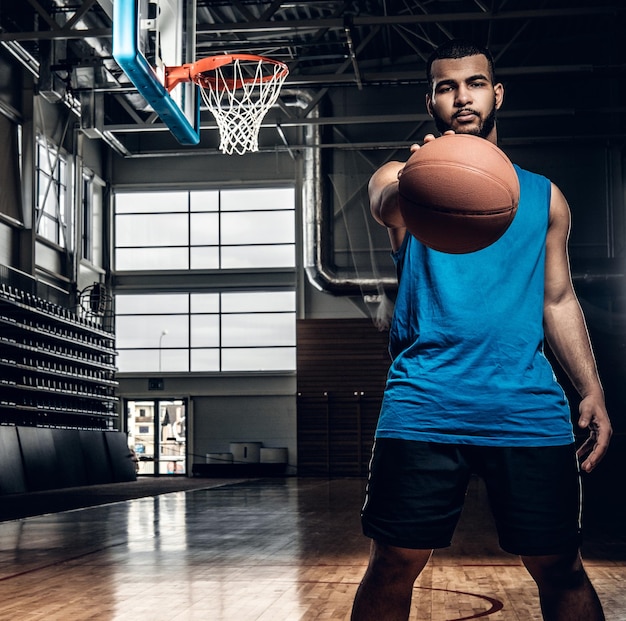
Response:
[397,134,520,253]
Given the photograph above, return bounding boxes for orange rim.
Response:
[165,54,289,92]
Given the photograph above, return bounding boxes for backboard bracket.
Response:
[113,0,200,145]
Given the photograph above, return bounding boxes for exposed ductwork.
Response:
[298,90,397,296]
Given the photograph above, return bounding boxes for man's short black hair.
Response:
[426,39,496,87]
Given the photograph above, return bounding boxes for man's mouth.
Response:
[453,110,479,121]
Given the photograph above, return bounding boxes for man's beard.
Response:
[432,102,497,138]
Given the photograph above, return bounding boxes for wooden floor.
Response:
[0,477,625,621]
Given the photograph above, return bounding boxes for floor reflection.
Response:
[0,478,623,620]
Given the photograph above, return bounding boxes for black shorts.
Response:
[361,438,582,556]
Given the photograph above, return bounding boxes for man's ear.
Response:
[494,82,504,110]
[426,93,434,117]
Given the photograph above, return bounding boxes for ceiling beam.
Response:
[1,7,618,44]
[25,0,60,31]
[65,0,99,30]
[195,7,623,35]
[103,107,597,135]
[94,0,113,20]
[280,63,623,87]
[0,29,111,42]
[103,132,626,159]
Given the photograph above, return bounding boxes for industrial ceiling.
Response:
[0,1,624,155]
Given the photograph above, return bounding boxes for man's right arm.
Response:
[368,161,407,252]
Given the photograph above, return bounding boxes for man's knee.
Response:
[367,541,432,583]
[521,551,587,590]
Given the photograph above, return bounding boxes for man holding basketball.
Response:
[351,40,611,621]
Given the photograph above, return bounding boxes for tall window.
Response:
[115,291,296,372]
[35,137,70,248]
[114,187,295,270]
[113,186,297,373]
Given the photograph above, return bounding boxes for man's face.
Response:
[426,54,504,142]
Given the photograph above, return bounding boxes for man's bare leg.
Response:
[351,541,433,621]
[522,551,605,621]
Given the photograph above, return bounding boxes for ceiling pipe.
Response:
[194,7,623,35]
[296,90,397,295]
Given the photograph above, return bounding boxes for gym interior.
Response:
[0,2,625,619]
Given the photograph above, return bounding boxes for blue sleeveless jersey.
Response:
[377,165,574,446]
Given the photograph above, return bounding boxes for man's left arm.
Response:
[543,182,612,472]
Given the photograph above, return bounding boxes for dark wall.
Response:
[296,318,390,476]
[0,427,136,495]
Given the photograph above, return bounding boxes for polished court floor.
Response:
[0,477,625,621]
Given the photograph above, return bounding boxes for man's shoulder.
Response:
[513,163,549,182]
[512,164,552,195]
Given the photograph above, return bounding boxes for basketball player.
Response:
[351,40,612,621]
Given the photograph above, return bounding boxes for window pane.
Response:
[221,188,294,211]
[58,158,67,182]
[116,192,188,213]
[222,291,295,313]
[158,349,189,372]
[190,315,220,347]
[190,190,219,212]
[113,186,297,374]
[190,349,220,371]
[221,245,295,269]
[115,315,189,348]
[222,347,296,371]
[38,213,58,239]
[190,213,219,245]
[222,313,295,347]
[190,293,219,313]
[41,184,57,215]
[60,186,68,223]
[115,247,189,270]
[116,294,189,314]
[117,349,158,372]
[37,143,54,175]
[221,211,294,245]
[114,290,296,373]
[117,349,189,372]
[116,213,188,246]
[189,247,219,269]
[114,187,295,273]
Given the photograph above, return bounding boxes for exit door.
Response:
[126,399,187,475]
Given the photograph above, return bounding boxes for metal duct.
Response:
[300,107,623,292]
[298,92,397,296]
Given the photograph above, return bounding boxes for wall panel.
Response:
[296,318,389,476]
[0,425,27,494]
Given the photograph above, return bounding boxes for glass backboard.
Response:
[113,0,199,145]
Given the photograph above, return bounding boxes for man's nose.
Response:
[455,85,472,106]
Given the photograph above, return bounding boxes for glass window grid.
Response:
[115,291,296,373]
[35,138,69,248]
[114,188,295,271]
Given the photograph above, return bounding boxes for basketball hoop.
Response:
[165,54,289,155]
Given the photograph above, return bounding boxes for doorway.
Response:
[126,399,187,475]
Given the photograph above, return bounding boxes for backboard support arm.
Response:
[112,0,200,145]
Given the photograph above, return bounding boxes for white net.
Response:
[198,57,288,155]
